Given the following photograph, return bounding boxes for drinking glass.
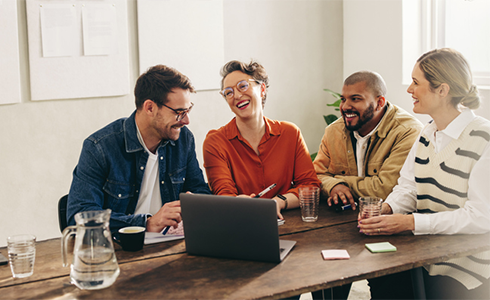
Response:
[359,197,383,219]
[7,234,36,278]
[299,186,320,222]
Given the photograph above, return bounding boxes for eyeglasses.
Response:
[160,102,194,121]
[219,79,259,100]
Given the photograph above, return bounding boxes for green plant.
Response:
[310,89,341,161]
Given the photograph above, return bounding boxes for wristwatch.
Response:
[277,194,288,210]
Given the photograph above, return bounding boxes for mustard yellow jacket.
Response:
[313,102,423,200]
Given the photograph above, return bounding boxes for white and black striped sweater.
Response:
[415,116,490,289]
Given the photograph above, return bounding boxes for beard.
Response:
[343,103,375,132]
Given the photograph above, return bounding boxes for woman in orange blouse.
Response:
[203,60,320,219]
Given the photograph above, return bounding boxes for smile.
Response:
[343,111,359,118]
[237,100,250,109]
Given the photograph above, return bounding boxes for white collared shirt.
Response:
[353,122,381,177]
[385,109,490,235]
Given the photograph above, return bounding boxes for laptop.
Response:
[180,193,296,263]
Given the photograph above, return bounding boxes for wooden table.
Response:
[1,204,489,299]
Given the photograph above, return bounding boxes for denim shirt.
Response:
[67,111,211,233]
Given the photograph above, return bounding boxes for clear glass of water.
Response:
[7,234,36,278]
[359,197,383,219]
[299,186,320,222]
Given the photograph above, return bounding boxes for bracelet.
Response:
[277,194,288,210]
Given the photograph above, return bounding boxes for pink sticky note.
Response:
[321,249,350,260]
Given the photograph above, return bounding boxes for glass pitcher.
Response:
[62,209,120,290]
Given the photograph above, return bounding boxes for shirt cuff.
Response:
[144,214,152,225]
[385,199,400,214]
[412,213,430,235]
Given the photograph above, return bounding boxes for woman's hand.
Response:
[274,199,284,220]
[237,193,256,198]
[273,193,298,220]
[358,214,415,235]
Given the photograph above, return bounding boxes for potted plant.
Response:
[310,89,341,161]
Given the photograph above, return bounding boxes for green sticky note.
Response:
[365,242,397,253]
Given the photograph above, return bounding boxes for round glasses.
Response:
[220,79,258,100]
[161,102,194,122]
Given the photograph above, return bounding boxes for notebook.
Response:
[180,193,296,263]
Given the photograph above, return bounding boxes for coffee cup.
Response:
[118,226,145,251]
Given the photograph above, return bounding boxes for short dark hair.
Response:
[344,71,387,98]
[220,60,270,106]
[134,65,195,109]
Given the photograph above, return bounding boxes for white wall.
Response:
[6,0,486,248]
[343,0,490,123]
[0,0,343,247]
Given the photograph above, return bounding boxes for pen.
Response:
[336,201,358,211]
[340,204,352,211]
[162,226,170,235]
[254,183,277,198]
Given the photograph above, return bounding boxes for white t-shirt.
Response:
[134,126,162,216]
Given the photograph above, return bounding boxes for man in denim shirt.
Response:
[67,65,211,234]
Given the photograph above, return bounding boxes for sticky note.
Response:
[365,242,397,253]
[321,249,350,260]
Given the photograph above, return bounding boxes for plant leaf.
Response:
[310,152,318,161]
[324,114,338,125]
[323,88,342,100]
[326,99,341,108]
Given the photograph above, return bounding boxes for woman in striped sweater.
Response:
[359,48,490,299]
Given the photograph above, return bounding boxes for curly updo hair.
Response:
[220,60,270,107]
[417,48,480,110]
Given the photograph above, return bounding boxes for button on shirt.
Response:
[203,117,320,198]
[66,110,211,233]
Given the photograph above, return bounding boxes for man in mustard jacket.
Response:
[312,70,423,300]
[314,70,422,208]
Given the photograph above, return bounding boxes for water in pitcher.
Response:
[62,209,120,290]
[71,247,120,290]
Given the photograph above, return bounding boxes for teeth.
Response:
[345,113,357,118]
[237,101,250,108]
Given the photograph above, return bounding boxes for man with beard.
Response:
[312,71,422,299]
[67,65,210,235]
[314,71,422,209]
[311,71,422,299]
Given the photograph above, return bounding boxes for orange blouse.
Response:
[203,117,320,198]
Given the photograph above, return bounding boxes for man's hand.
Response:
[328,183,356,210]
[146,201,182,232]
